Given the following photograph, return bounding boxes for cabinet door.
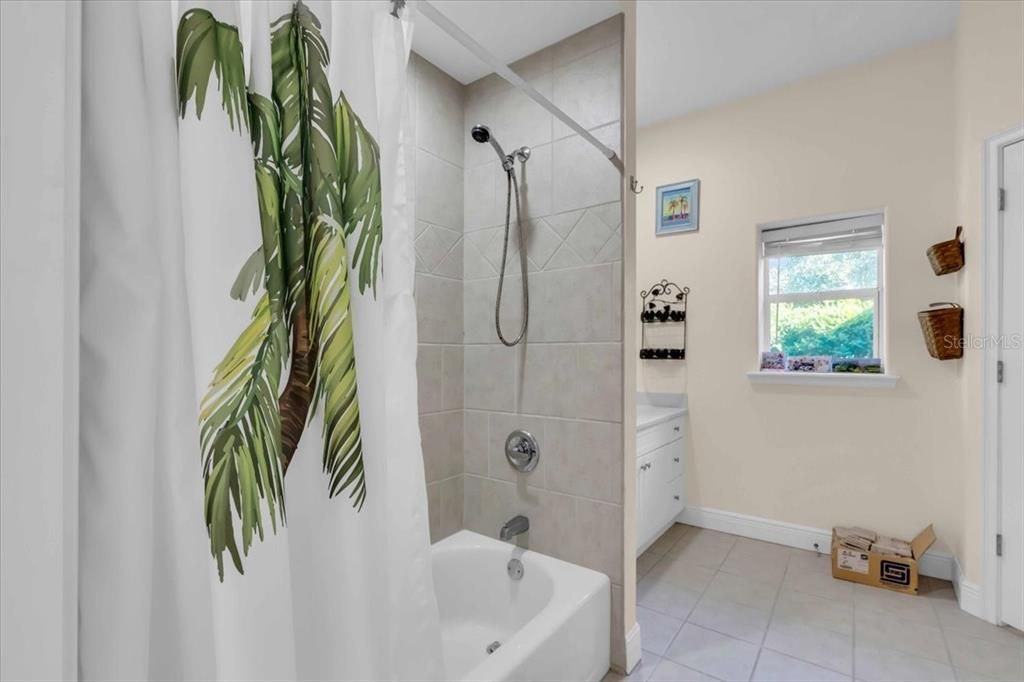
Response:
[636,452,653,551]
[647,442,683,536]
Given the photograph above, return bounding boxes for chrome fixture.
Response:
[507,557,524,581]
[471,124,530,346]
[499,514,530,542]
[505,429,539,472]
[470,124,530,171]
[486,640,502,654]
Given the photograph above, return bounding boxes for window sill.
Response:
[746,371,899,389]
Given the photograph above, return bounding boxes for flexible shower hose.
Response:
[495,167,529,346]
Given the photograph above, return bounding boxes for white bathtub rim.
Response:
[433,530,611,681]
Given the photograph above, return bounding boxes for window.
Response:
[759,212,884,366]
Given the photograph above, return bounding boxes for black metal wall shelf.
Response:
[640,280,689,360]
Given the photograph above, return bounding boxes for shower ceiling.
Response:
[411,0,622,84]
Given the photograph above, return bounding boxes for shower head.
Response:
[470,124,491,144]
[471,124,512,170]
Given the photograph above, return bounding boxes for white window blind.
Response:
[761,213,883,257]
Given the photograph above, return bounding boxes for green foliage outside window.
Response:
[770,299,874,358]
[766,249,878,359]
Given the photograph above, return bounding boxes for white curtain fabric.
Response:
[79,1,442,679]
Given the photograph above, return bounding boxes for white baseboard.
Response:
[677,506,956,581]
[952,556,986,620]
[623,622,642,675]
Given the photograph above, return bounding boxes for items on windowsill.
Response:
[759,351,883,374]
[786,356,833,373]
[639,279,688,360]
[926,225,965,275]
[831,524,936,595]
[917,302,964,360]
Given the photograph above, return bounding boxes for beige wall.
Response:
[953,0,1024,582]
[636,39,967,555]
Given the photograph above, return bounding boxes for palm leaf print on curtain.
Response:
[176,1,384,579]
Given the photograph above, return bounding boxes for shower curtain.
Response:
[79,1,443,679]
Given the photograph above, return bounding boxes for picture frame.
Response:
[656,178,700,235]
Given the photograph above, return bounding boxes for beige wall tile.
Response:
[441,345,464,410]
[553,44,622,139]
[427,481,441,542]
[416,344,443,414]
[576,497,624,583]
[552,122,621,213]
[462,410,489,476]
[416,149,463,230]
[550,15,622,69]
[420,411,463,484]
[464,345,517,411]
[414,54,465,168]
[439,474,464,540]
[545,418,621,502]
[415,274,462,344]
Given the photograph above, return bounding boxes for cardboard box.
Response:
[831,524,936,594]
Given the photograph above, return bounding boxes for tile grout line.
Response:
[651,530,738,678]
[742,542,787,682]
[461,472,624,508]
[928,590,962,681]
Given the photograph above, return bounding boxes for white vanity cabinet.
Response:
[636,403,686,555]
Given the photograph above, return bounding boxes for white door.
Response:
[999,139,1024,631]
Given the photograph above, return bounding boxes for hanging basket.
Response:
[926,226,964,275]
[917,302,963,360]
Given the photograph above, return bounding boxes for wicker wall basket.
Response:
[927,225,965,275]
[917,302,964,360]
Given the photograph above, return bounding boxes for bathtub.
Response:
[431,530,610,682]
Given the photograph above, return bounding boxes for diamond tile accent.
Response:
[565,208,614,262]
[414,223,459,274]
[524,218,562,268]
[590,200,622,229]
[460,202,622,279]
[544,208,584,237]
[546,242,585,269]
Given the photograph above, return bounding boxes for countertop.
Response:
[637,403,688,430]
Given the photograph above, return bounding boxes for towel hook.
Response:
[629,176,644,194]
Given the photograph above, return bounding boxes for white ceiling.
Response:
[637,0,960,128]
[412,1,960,128]
[411,1,623,85]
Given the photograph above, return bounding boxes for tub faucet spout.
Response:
[499,515,529,542]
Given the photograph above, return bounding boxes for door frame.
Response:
[982,125,1024,625]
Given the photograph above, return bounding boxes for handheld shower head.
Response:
[471,123,512,170]
[470,124,491,144]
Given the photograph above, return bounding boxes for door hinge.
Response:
[996,534,1003,557]
[998,187,1006,211]
[997,360,1005,383]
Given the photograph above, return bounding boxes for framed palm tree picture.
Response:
[656,179,700,235]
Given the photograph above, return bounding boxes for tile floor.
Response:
[605,524,1024,682]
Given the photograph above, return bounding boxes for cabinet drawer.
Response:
[637,417,683,455]
[647,441,683,486]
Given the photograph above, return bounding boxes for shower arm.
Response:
[417,1,623,174]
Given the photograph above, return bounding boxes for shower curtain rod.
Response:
[415,1,624,173]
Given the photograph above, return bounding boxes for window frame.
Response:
[757,210,886,366]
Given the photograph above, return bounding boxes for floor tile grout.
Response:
[633,524,1022,682]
